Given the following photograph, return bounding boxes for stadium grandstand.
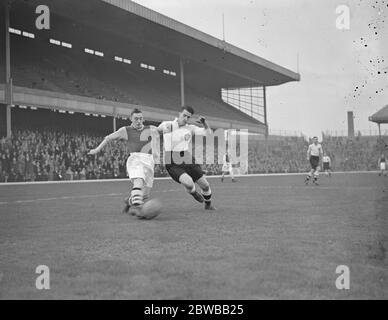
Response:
[369,105,388,137]
[0,0,299,134]
[0,0,303,182]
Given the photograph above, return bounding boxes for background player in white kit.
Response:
[378,153,387,176]
[304,136,323,185]
[221,152,236,182]
[88,108,155,217]
[322,153,332,177]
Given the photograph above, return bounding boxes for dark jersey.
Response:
[125,125,152,154]
[381,156,386,163]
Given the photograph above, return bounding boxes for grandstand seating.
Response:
[11,37,261,124]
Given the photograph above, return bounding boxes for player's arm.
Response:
[306,146,311,160]
[193,116,212,135]
[152,123,165,135]
[88,127,128,155]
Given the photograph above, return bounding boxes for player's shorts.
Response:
[222,163,233,173]
[323,162,330,170]
[310,156,320,170]
[164,151,204,183]
[380,162,386,171]
[126,152,155,188]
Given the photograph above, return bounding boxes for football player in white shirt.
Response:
[304,136,323,185]
[322,153,332,177]
[378,154,387,176]
[154,106,216,210]
[221,152,236,182]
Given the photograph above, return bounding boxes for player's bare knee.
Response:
[196,176,209,189]
[200,182,210,192]
[179,174,194,190]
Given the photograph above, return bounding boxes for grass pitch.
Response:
[0,173,387,299]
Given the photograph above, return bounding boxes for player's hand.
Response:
[198,116,206,124]
[88,149,99,155]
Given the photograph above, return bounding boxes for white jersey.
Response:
[322,156,331,163]
[158,118,209,152]
[308,143,323,157]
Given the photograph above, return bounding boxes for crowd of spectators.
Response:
[0,127,169,183]
[0,127,386,182]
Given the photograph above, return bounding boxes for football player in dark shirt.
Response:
[89,108,156,216]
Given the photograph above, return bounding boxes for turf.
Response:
[0,173,387,299]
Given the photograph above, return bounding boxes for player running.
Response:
[322,153,332,177]
[221,151,236,182]
[378,154,387,176]
[154,106,216,210]
[304,136,323,185]
[88,108,155,216]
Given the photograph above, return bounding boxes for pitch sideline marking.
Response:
[0,189,180,205]
[0,170,381,187]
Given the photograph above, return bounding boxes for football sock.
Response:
[202,188,212,204]
[130,187,143,206]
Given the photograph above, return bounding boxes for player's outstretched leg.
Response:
[230,168,237,182]
[123,178,145,216]
[313,168,320,185]
[221,172,225,182]
[179,173,204,203]
[122,196,131,214]
[197,176,216,210]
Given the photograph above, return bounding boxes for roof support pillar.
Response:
[113,115,117,132]
[1,2,12,138]
[263,86,268,139]
[180,57,185,107]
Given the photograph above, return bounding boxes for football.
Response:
[136,198,162,220]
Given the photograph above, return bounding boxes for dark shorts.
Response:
[323,162,330,170]
[165,152,204,183]
[310,156,320,170]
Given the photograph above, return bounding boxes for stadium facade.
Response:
[0,0,300,138]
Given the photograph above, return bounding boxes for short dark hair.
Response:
[130,108,142,117]
[181,105,194,115]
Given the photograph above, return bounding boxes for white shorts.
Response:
[126,153,155,188]
[380,163,386,171]
[222,163,233,173]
